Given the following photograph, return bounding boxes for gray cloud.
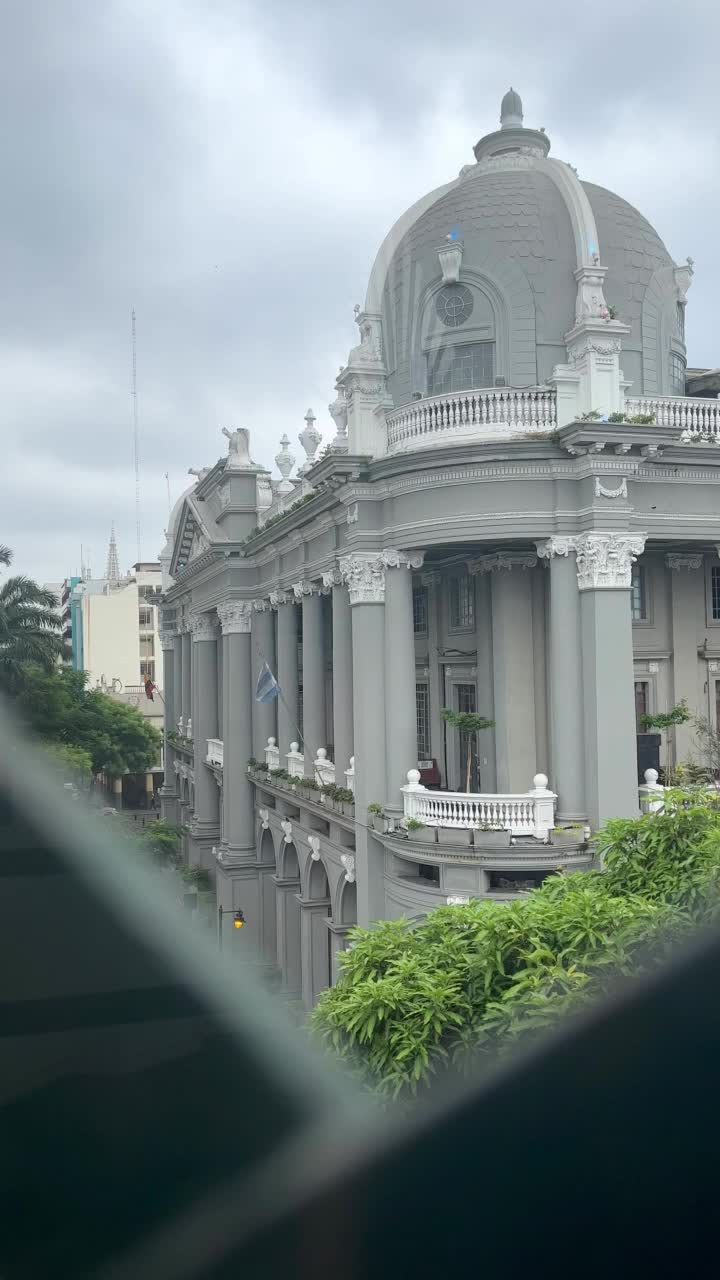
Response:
[2,0,718,581]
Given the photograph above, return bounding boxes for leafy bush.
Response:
[367,803,383,815]
[138,819,186,869]
[312,797,720,1099]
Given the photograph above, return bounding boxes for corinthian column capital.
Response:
[216,601,253,634]
[574,533,647,590]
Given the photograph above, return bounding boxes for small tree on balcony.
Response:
[441,708,495,793]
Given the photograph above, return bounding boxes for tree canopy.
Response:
[0,548,66,691]
[312,796,720,1100]
[14,665,161,776]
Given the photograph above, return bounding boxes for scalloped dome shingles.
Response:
[382,167,577,402]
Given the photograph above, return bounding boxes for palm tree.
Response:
[0,549,66,691]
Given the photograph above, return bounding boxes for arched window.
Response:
[420,281,498,396]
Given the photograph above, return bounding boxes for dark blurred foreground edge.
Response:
[1,698,719,1279]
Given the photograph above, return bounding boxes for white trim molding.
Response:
[468,552,538,574]
[665,553,703,571]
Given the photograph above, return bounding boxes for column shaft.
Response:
[161,644,175,744]
[219,612,254,856]
[351,602,386,926]
[581,590,638,824]
[669,560,703,762]
[181,631,192,726]
[276,602,299,755]
[191,622,220,835]
[331,584,354,776]
[547,552,586,820]
[301,593,326,775]
[173,635,183,731]
[252,608,277,758]
[384,564,417,807]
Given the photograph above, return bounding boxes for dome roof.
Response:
[365,92,684,405]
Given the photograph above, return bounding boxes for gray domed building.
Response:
[160,92,719,1007]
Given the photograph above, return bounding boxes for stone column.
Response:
[383,549,424,809]
[189,612,220,852]
[171,632,181,727]
[251,602,276,759]
[537,538,586,821]
[325,569,354,778]
[472,553,537,793]
[294,583,326,775]
[576,533,647,827]
[216,601,254,861]
[340,552,387,927]
[181,629,192,729]
[216,633,223,744]
[667,553,704,764]
[274,593,299,755]
[158,627,178,820]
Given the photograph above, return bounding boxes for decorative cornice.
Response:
[268,590,291,609]
[536,536,579,560]
[381,547,425,571]
[595,477,628,499]
[339,552,386,605]
[216,601,252,634]
[190,612,219,642]
[340,853,356,884]
[574,533,647,590]
[468,552,538,574]
[665,553,703,572]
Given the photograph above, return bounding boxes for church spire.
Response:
[105,524,120,584]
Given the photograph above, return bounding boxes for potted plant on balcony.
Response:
[335,787,355,817]
[473,825,512,848]
[404,817,436,845]
[440,708,495,794]
[367,802,385,833]
[551,823,585,848]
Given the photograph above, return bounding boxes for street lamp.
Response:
[217,906,245,949]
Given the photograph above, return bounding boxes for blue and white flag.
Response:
[255,661,280,704]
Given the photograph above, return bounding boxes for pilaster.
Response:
[325,569,354,778]
[251,603,277,759]
[295,584,326,776]
[274,595,299,755]
[471,553,537,792]
[666,553,704,763]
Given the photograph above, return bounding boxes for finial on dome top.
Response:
[500,87,523,129]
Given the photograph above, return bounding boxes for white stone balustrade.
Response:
[639,767,665,814]
[402,770,556,839]
[265,737,280,770]
[625,394,720,438]
[345,756,355,796]
[386,387,557,452]
[206,738,224,768]
[313,748,335,787]
[287,742,305,778]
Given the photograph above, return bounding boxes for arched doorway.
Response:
[302,858,332,1009]
[258,826,277,965]
[276,841,301,996]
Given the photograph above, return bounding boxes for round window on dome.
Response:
[435,284,474,328]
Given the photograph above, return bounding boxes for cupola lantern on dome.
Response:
[473,87,550,162]
[500,87,523,128]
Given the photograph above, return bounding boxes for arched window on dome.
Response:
[416,280,499,397]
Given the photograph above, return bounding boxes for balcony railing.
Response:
[625,394,720,437]
[206,738,224,767]
[402,770,556,839]
[386,387,557,452]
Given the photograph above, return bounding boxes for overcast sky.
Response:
[3,0,719,585]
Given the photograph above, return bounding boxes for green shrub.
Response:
[312,795,720,1099]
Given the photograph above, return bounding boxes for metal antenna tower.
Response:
[131,309,141,563]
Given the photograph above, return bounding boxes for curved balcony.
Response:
[386,386,557,453]
[624,394,720,438]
